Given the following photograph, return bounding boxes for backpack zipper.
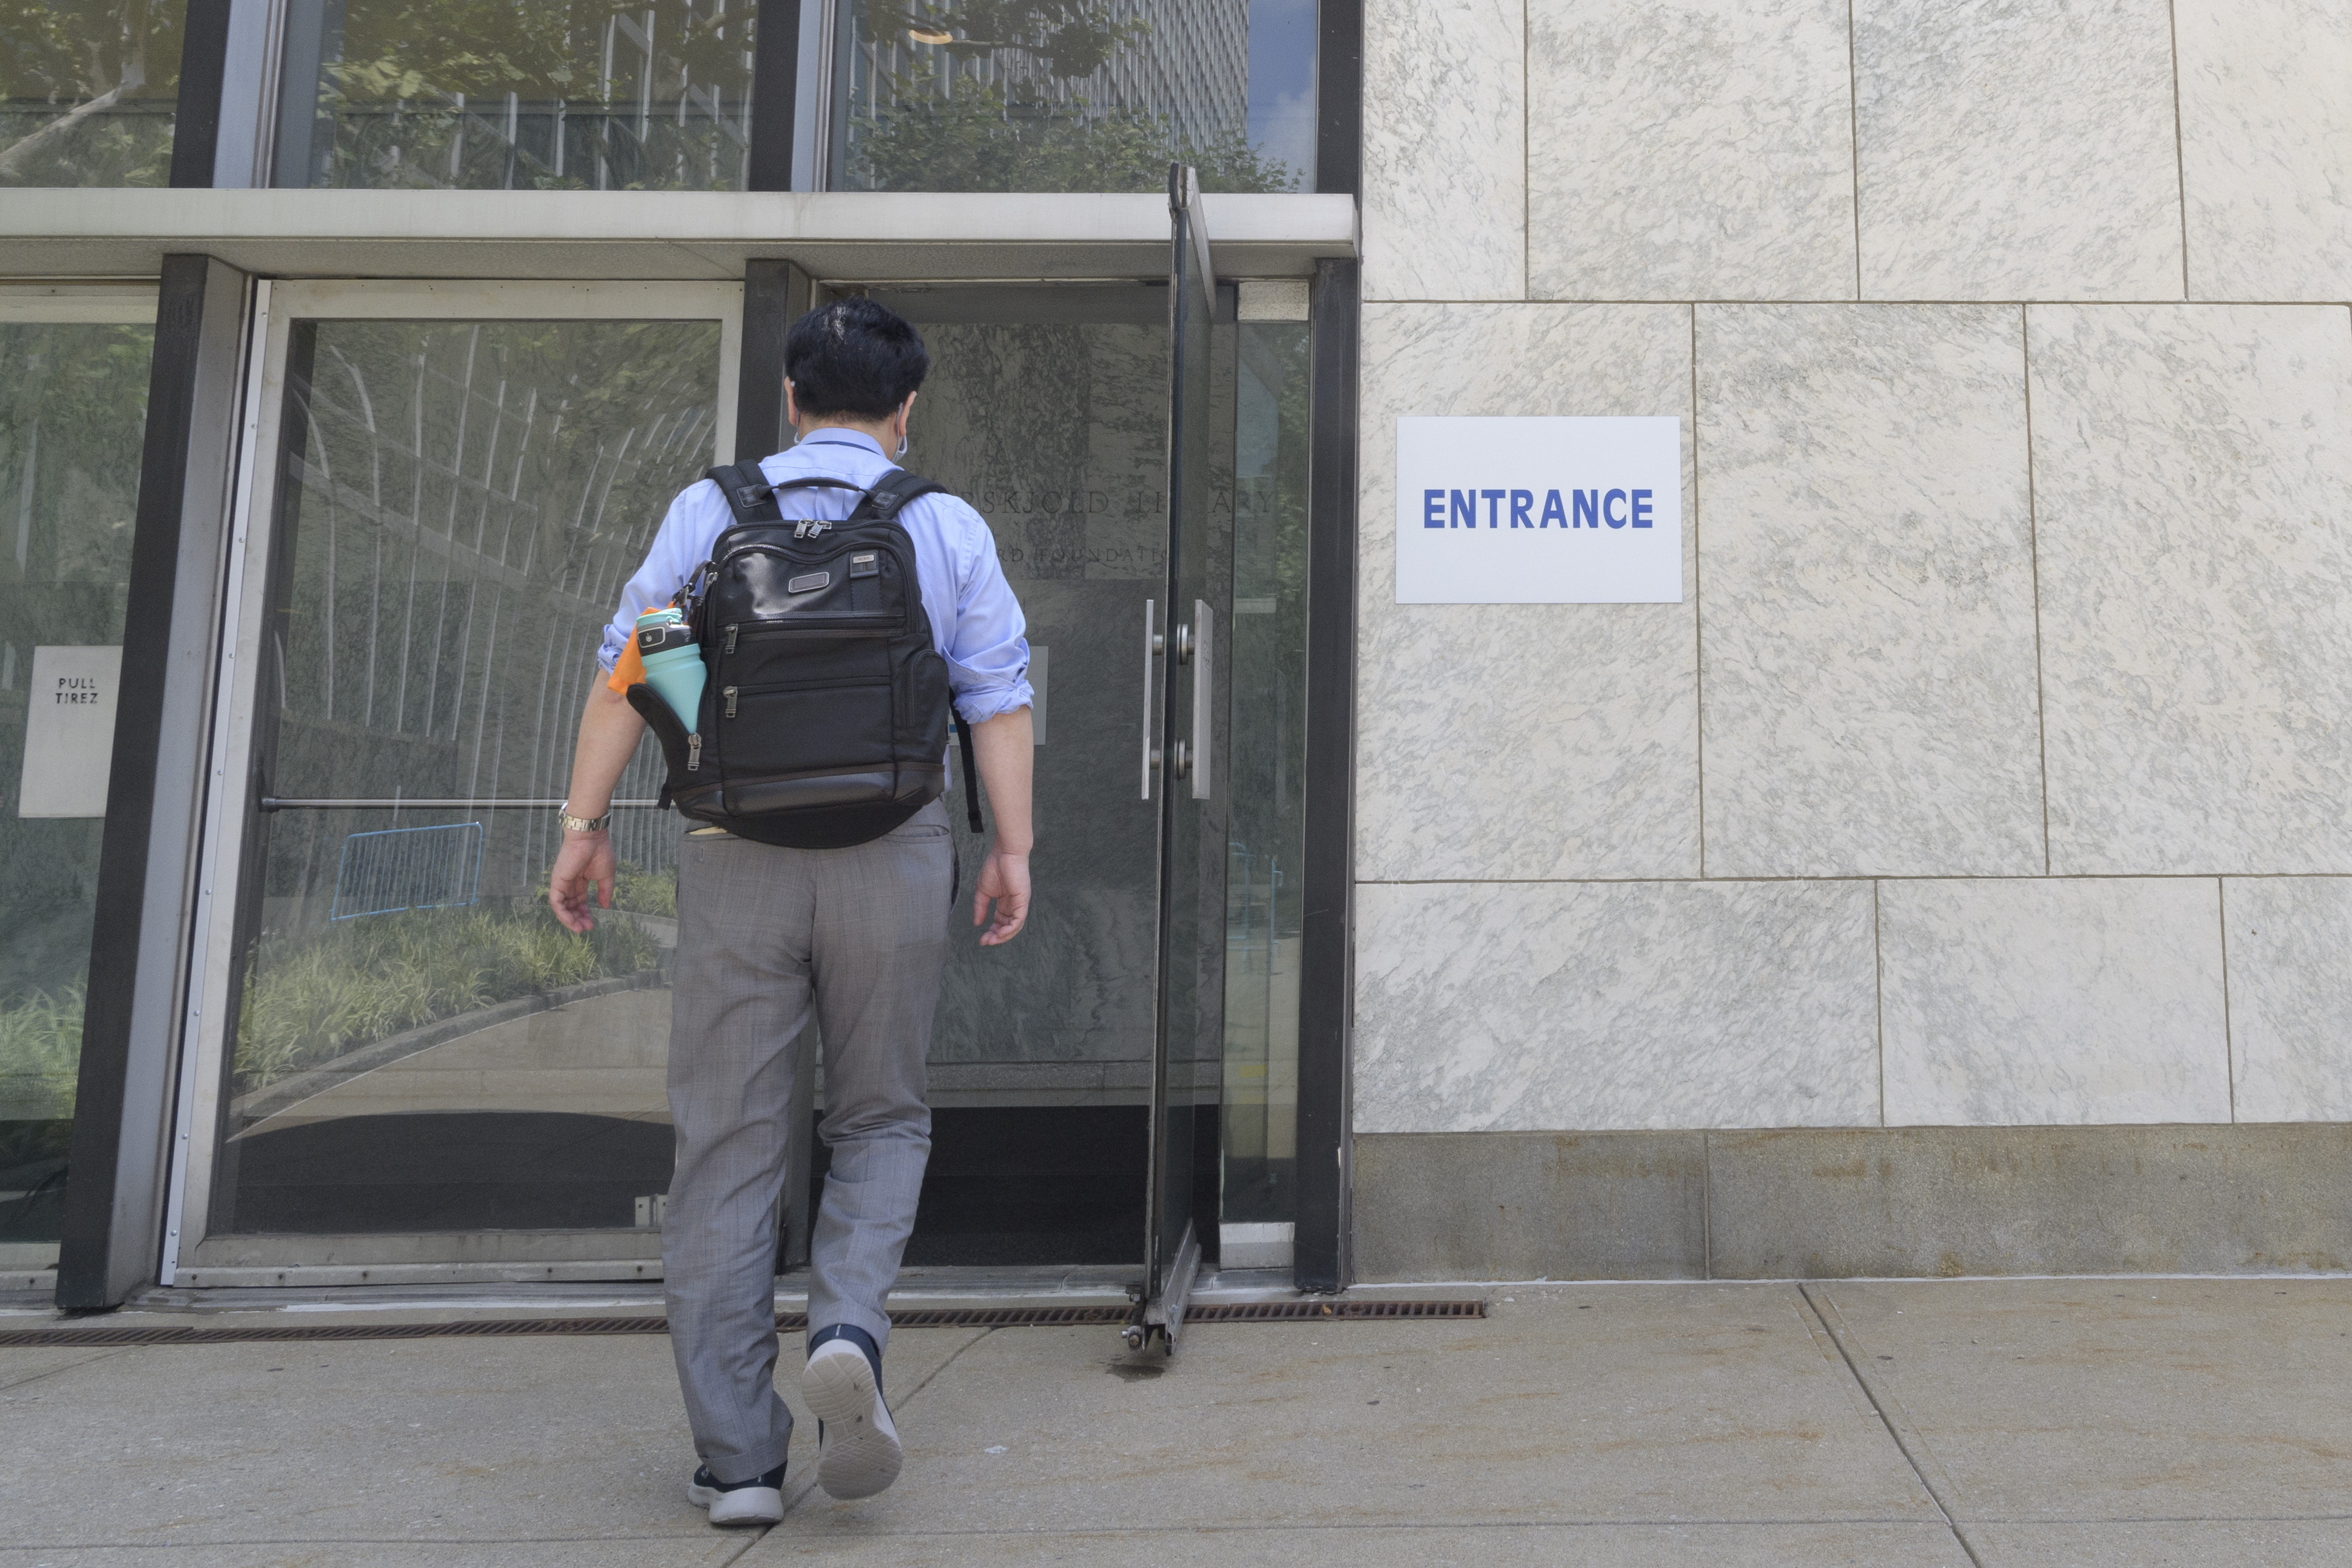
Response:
[723,685,738,719]
[724,624,739,653]
[687,733,702,770]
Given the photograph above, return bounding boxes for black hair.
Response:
[784,297,930,419]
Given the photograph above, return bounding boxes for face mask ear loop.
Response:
[896,434,909,458]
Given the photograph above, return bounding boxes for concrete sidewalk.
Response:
[3,1278,2347,1566]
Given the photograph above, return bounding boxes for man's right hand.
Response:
[972,849,1030,946]
[549,829,617,934]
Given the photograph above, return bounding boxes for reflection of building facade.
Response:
[1097,0,1250,152]
[841,0,1250,179]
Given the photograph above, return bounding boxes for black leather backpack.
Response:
[626,461,981,850]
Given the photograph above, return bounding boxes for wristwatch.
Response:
[558,805,612,834]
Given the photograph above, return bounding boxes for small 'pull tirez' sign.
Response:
[19,645,122,818]
[1395,416,1684,604]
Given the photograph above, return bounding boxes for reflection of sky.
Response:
[1245,0,1318,188]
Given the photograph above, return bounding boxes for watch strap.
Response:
[559,807,611,834]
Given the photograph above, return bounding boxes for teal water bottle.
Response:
[635,608,705,735]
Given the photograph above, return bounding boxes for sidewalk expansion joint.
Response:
[1797,1281,1987,1568]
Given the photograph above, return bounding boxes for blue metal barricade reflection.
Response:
[329,822,486,921]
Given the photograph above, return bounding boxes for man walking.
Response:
[548,297,1035,1526]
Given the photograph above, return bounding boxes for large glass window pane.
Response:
[207,314,719,1237]
[1218,314,1305,1255]
[0,297,154,1273]
[273,0,756,190]
[0,0,185,187]
[830,0,1315,193]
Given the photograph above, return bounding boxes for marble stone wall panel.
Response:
[1879,877,2230,1126]
[1853,0,2183,300]
[1355,879,1881,1133]
[1358,303,1699,882]
[1697,304,2044,878]
[1527,0,1856,302]
[2222,879,2352,1123]
[2030,304,2352,876]
[1361,0,1526,302]
[2176,1,2352,302]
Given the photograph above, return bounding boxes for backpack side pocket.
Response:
[626,683,698,786]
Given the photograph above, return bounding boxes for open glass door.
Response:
[1128,165,1231,1352]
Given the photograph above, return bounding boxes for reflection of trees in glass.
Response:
[266,318,715,909]
[227,317,711,1090]
[0,321,151,1126]
[300,0,753,190]
[0,0,183,186]
[233,906,657,1091]
[841,0,1294,193]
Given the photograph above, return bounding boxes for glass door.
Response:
[166,280,739,1281]
[1134,164,1233,1350]
[0,285,158,1282]
[822,175,1235,1332]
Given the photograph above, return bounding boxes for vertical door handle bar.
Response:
[1140,598,1161,799]
[1189,599,1213,801]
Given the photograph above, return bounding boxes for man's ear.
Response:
[783,378,801,430]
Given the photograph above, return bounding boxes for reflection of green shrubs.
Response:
[0,985,85,1119]
[233,906,657,1090]
[613,862,678,917]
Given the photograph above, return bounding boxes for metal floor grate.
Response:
[0,1298,1482,1349]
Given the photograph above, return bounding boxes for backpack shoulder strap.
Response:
[851,468,950,523]
[704,461,781,525]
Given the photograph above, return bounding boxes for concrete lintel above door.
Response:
[0,189,1359,282]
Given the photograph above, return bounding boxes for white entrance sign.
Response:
[19,645,122,818]
[1395,416,1684,604]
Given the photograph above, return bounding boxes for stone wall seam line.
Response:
[1701,1128,1713,1281]
[1875,879,1887,1127]
[1691,303,1707,879]
[2166,0,2192,301]
[2023,303,2052,875]
[2219,876,2237,1123]
[1846,0,1864,301]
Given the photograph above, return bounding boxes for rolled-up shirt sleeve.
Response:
[598,482,716,672]
[945,516,1035,725]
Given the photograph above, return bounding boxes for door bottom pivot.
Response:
[1122,1223,1201,1355]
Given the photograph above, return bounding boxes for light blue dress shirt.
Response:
[599,430,1035,727]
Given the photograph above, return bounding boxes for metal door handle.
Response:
[1171,739,1191,779]
[1187,600,1213,801]
[1140,599,1163,800]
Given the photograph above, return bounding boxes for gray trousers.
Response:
[662,800,954,1481]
